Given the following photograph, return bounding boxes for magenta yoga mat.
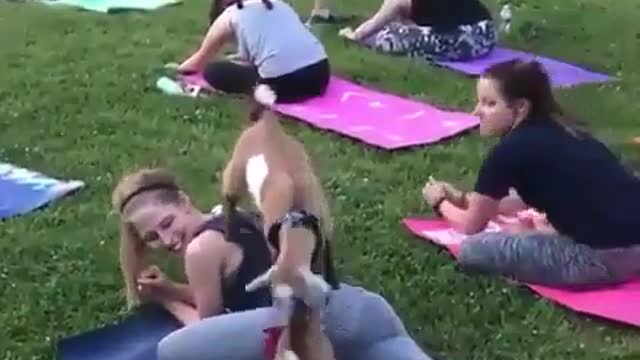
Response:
[180,73,480,150]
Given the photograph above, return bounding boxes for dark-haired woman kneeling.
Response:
[423,59,640,288]
[180,0,330,104]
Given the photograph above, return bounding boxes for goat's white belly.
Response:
[246,154,269,211]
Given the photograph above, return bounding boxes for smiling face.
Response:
[127,197,200,254]
[472,76,533,137]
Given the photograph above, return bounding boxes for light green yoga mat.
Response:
[37,0,182,13]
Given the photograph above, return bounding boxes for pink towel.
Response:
[403,217,640,327]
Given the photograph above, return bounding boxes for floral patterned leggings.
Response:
[366,20,497,62]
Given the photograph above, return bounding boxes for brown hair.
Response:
[111,168,184,308]
[209,0,274,25]
[482,59,585,134]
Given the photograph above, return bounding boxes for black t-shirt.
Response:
[474,116,640,249]
[194,211,273,312]
[410,0,492,30]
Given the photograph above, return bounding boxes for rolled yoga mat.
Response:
[0,161,84,220]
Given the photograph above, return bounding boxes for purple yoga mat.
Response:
[179,74,479,150]
[356,34,611,88]
[436,47,612,88]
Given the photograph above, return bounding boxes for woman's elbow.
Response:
[460,225,483,236]
[458,219,488,235]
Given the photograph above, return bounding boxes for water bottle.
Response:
[499,4,513,34]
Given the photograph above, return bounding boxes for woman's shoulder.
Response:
[505,118,559,145]
[486,126,542,164]
[201,207,264,237]
[186,228,229,259]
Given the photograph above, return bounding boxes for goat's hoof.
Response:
[281,350,299,360]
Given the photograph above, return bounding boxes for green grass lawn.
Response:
[1,0,640,358]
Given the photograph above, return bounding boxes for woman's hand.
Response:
[524,210,557,233]
[338,27,357,40]
[498,210,557,234]
[137,265,170,301]
[422,177,447,207]
[225,52,250,65]
[177,51,207,74]
[441,182,467,207]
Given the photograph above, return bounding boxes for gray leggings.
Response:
[158,284,433,360]
[458,231,640,289]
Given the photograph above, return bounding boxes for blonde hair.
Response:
[111,168,183,308]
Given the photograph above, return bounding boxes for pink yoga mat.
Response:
[437,47,612,88]
[402,217,640,328]
[179,74,479,150]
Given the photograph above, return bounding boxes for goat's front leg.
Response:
[261,175,330,308]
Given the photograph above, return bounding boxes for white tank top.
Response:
[225,0,328,79]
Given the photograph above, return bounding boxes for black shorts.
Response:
[203,58,330,103]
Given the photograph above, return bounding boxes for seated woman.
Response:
[338,0,496,62]
[422,59,640,289]
[181,0,330,104]
[112,168,434,360]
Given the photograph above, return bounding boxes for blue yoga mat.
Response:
[0,162,84,220]
[37,0,182,13]
[57,304,181,360]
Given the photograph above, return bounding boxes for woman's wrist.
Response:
[432,196,446,217]
[451,191,468,207]
[442,184,467,207]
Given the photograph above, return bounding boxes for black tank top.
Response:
[193,211,273,313]
[410,0,492,31]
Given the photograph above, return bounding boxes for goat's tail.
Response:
[222,193,240,244]
[248,84,279,123]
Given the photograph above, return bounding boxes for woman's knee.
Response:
[203,61,258,94]
[360,291,408,339]
[325,285,408,350]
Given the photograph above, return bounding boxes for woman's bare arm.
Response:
[438,192,499,235]
[159,298,201,326]
[179,9,234,72]
[351,0,409,40]
[436,181,528,215]
[162,281,196,306]
[184,231,227,319]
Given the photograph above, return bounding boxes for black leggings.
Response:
[202,59,330,103]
